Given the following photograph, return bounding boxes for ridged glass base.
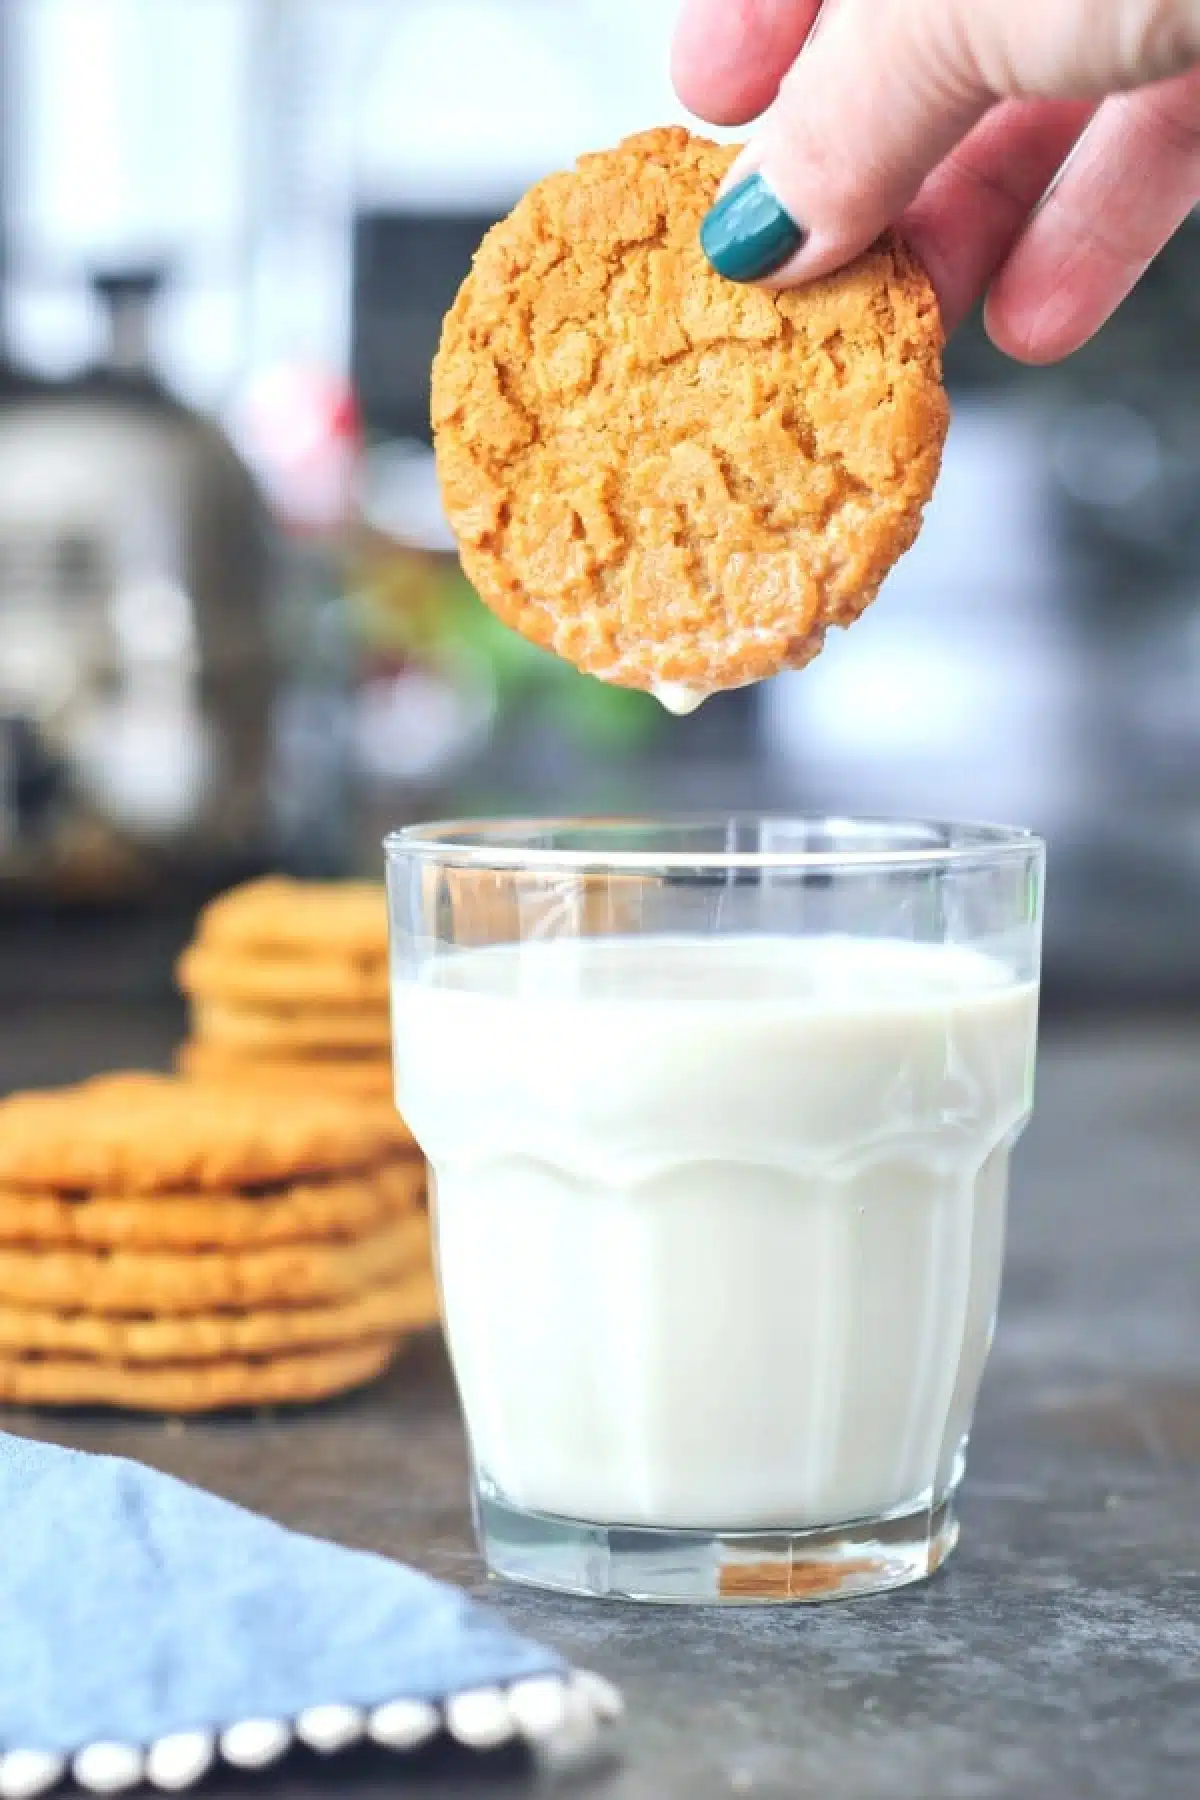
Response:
[475,1486,960,1605]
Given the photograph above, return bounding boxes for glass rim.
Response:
[383,814,1044,875]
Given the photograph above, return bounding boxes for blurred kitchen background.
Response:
[1,0,1199,1076]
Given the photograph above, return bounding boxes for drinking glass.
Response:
[385,816,1043,1604]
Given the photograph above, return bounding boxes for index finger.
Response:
[671,0,824,126]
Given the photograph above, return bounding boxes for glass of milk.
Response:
[385,816,1043,1604]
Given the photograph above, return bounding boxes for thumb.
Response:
[699,0,1200,287]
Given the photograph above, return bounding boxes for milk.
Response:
[652,682,709,716]
[394,935,1038,1532]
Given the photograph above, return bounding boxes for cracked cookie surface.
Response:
[432,126,949,695]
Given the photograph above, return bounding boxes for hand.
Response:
[674,0,1200,360]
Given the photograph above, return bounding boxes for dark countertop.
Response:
[1,1013,1198,1800]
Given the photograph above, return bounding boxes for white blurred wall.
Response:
[2,0,697,402]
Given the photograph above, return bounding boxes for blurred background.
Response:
[1,0,1199,1079]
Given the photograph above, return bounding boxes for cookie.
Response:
[0,1213,427,1315]
[195,877,387,962]
[0,1159,424,1251]
[192,999,392,1055]
[176,1038,395,1100]
[177,943,390,1009]
[432,125,948,698]
[173,1042,414,1152]
[0,1074,398,1193]
[0,1338,399,1411]
[0,1267,439,1362]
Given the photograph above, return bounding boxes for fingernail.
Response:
[700,173,807,283]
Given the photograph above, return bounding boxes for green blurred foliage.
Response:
[355,552,664,753]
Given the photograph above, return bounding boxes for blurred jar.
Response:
[0,267,279,896]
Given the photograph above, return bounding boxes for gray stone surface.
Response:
[1,1013,1197,1799]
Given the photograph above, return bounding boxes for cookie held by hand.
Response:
[432,126,949,703]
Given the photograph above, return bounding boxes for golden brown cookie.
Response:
[432,126,948,697]
[0,1267,439,1363]
[176,1038,396,1100]
[0,1074,399,1193]
[173,1041,414,1152]
[0,1159,424,1251]
[192,999,391,1055]
[195,877,387,962]
[177,943,390,1009]
[0,1212,427,1316]
[0,1338,399,1411]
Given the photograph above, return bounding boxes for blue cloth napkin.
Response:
[0,1429,564,1757]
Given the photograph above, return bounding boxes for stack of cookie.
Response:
[175,878,400,1128]
[0,1074,435,1411]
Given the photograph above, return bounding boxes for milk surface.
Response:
[394,934,1038,1531]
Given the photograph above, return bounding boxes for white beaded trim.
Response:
[0,1668,622,1794]
[142,1735,215,1793]
[366,1697,440,1750]
[0,1752,65,1800]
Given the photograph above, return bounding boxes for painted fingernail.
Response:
[700,173,806,283]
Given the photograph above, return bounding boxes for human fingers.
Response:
[671,0,823,127]
[901,98,1096,336]
[985,65,1200,360]
[698,0,1200,287]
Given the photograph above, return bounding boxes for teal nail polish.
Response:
[700,173,806,283]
